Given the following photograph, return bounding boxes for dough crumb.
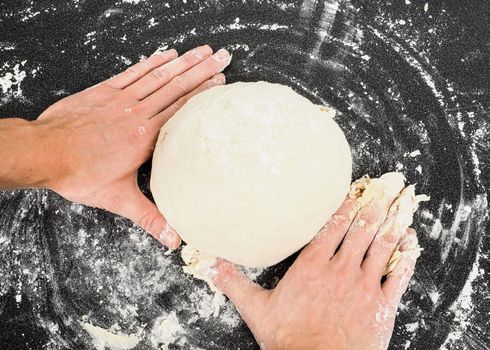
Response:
[349,172,429,275]
[180,245,226,317]
[79,322,139,350]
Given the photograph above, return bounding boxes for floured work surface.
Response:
[0,0,489,349]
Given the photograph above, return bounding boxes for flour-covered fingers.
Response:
[334,173,405,267]
[298,195,360,266]
[148,73,225,132]
[124,45,213,100]
[104,49,178,89]
[382,229,419,304]
[212,259,270,332]
[140,48,231,118]
[362,186,418,278]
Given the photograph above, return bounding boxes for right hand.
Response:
[212,174,420,350]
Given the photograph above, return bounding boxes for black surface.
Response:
[1,0,490,349]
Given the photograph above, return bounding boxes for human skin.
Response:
[0,46,419,349]
[0,45,231,248]
[213,173,420,350]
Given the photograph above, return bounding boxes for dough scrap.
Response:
[80,322,139,350]
[180,245,225,317]
[349,173,428,275]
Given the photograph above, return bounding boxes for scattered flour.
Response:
[180,245,226,317]
[150,311,184,350]
[80,322,140,350]
[0,61,27,101]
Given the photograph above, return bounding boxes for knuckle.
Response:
[128,104,146,117]
[173,96,187,110]
[379,231,398,246]
[357,211,379,228]
[172,76,189,93]
[150,67,167,82]
[332,256,356,278]
[181,52,196,65]
[138,210,161,233]
[168,100,183,114]
[332,214,351,227]
[125,67,139,76]
[206,78,220,88]
[152,53,168,63]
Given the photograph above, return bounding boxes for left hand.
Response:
[34,45,231,248]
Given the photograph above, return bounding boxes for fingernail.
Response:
[159,224,181,249]
[190,45,212,60]
[167,49,178,58]
[211,73,225,84]
[212,48,231,62]
[152,48,177,58]
[191,48,204,59]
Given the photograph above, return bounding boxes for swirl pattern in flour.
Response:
[0,0,489,349]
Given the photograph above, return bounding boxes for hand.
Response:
[34,45,232,248]
[212,173,420,350]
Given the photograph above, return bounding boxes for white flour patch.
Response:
[440,247,484,349]
[0,61,27,102]
[409,150,421,157]
[227,43,251,52]
[80,322,140,350]
[150,311,184,350]
[117,55,133,65]
[0,42,16,50]
[155,21,290,47]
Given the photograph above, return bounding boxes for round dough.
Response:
[150,81,352,267]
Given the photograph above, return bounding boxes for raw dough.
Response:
[180,245,225,316]
[151,81,352,267]
[348,173,428,275]
[80,322,139,350]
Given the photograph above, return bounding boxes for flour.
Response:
[440,247,485,349]
[409,150,421,157]
[80,322,140,350]
[180,245,225,317]
[150,312,184,350]
[1,0,489,348]
[0,61,27,102]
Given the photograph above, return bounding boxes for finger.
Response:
[104,49,178,89]
[362,186,417,277]
[114,186,181,249]
[298,194,360,265]
[334,172,406,267]
[124,45,213,100]
[148,73,226,133]
[382,229,419,305]
[212,259,271,332]
[139,48,231,117]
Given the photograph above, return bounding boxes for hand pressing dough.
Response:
[349,174,429,275]
[151,81,352,267]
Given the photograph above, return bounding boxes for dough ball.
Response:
[150,81,352,267]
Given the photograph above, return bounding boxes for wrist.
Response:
[0,118,63,190]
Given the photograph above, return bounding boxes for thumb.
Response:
[120,188,181,249]
[212,259,271,332]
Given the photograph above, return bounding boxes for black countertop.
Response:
[1,0,489,349]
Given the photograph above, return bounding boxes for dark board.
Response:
[1,0,489,349]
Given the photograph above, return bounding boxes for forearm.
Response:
[0,118,60,190]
